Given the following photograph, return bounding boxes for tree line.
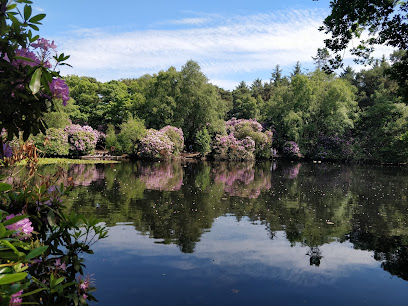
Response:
[45,53,407,163]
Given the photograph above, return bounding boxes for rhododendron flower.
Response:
[49,78,70,106]
[5,214,34,239]
[10,290,23,305]
[31,38,57,51]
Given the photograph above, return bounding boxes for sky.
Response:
[33,0,394,90]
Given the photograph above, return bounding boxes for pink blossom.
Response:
[5,214,34,239]
[10,290,23,305]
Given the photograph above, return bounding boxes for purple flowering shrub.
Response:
[160,125,184,155]
[64,125,99,155]
[212,118,272,160]
[282,141,301,158]
[138,129,174,159]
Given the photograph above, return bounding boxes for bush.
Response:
[195,128,211,155]
[160,125,184,155]
[212,118,272,160]
[34,128,69,156]
[282,141,301,158]
[64,125,99,155]
[212,134,255,160]
[138,129,174,160]
[117,118,146,156]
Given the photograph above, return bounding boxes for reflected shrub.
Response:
[213,162,271,198]
[139,162,183,191]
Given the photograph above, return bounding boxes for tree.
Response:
[291,61,303,78]
[319,0,408,91]
[271,64,282,86]
[312,47,331,69]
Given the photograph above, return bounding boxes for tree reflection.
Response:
[12,160,408,280]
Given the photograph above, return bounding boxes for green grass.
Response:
[18,158,120,165]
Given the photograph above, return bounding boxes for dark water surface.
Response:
[50,161,408,305]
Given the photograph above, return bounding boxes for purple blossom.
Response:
[5,214,34,239]
[138,129,175,159]
[1,143,13,159]
[10,290,23,305]
[49,78,70,106]
[31,38,57,52]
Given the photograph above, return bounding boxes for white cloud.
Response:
[34,6,44,12]
[54,8,395,89]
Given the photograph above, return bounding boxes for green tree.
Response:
[320,0,408,92]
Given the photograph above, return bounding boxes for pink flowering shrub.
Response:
[282,141,301,158]
[138,129,174,159]
[212,118,272,160]
[160,125,184,155]
[64,125,99,155]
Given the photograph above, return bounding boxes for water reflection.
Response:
[4,160,408,299]
[213,162,271,198]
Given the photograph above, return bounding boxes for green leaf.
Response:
[29,68,42,94]
[29,13,45,23]
[20,287,47,297]
[47,210,56,227]
[54,276,65,286]
[3,214,27,226]
[0,224,6,238]
[7,4,17,11]
[0,272,27,285]
[28,23,39,31]
[14,55,35,63]
[23,4,32,21]
[25,245,48,260]
[0,183,12,192]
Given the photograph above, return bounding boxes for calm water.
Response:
[24,161,408,304]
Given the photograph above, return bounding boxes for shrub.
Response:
[34,128,69,156]
[212,134,255,160]
[160,125,184,155]
[138,129,174,159]
[282,141,301,158]
[64,125,99,155]
[117,118,146,156]
[212,118,272,160]
[195,128,211,155]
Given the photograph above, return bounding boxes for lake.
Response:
[32,160,408,304]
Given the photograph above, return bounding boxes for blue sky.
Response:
[33,0,393,90]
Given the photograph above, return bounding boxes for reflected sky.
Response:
[5,160,408,305]
[86,215,408,305]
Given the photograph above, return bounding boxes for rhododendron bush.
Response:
[138,126,184,160]
[64,125,100,155]
[212,118,272,160]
